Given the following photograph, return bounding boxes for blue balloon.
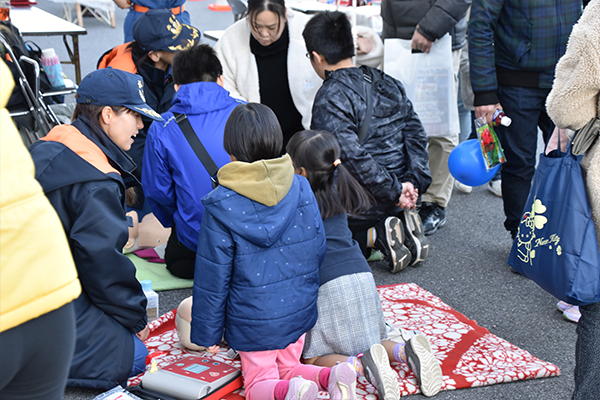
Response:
[448,139,501,187]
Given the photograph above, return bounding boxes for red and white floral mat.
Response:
[128,283,559,398]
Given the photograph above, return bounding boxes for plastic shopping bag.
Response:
[383,34,458,137]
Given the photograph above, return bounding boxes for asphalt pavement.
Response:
[24,2,579,399]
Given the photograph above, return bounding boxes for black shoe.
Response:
[419,203,446,236]
[374,216,412,273]
[405,334,443,397]
[361,343,400,400]
[402,209,430,266]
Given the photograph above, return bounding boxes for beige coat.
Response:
[546,0,600,240]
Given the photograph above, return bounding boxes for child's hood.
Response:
[202,154,314,248]
[218,154,294,206]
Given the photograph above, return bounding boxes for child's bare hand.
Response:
[136,325,150,341]
[206,345,220,354]
[396,182,418,209]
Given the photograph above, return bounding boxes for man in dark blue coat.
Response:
[469,0,581,240]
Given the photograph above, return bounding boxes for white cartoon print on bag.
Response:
[516,198,562,265]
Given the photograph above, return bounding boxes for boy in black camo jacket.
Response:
[303,11,432,273]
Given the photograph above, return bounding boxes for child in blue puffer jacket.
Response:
[191,103,358,400]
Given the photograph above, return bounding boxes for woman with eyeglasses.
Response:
[215,0,382,150]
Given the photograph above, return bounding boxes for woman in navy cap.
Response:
[98,9,199,211]
[29,67,163,389]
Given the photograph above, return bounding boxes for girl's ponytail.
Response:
[336,162,372,216]
[287,130,372,219]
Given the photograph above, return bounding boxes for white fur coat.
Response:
[214,9,322,130]
[546,0,600,239]
[214,10,384,130]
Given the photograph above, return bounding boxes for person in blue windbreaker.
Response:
[113,0,190,43]
[143,44,242,279]
[190,103,358,400]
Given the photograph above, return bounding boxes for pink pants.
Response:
[238,334,326,400]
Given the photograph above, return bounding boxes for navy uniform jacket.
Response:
[30,117,147,389]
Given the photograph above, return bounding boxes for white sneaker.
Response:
[385,321,424,343]
[487,180,502,197]
[405,334,443,397]
[454,181,472,194]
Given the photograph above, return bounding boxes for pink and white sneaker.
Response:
[285,377,318,400]
[328,362,357,400]
[563,306,581,323]
[557,300,573,312]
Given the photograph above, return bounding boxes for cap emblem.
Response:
[137,80,146,102]
[168,26,199,51]
[167,15,182,39]
[134,106,161,119]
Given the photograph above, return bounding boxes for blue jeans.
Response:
[458,75,472,144]
[495,85,554,234]
[123,9,191,43]
[573,301,600,399]
[130,334,148,377]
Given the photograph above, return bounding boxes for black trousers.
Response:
[348,205,410,258]
[348,216,383,259]
[0,302,75,400]
[164,228,196,279]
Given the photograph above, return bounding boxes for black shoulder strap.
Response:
[357,66,378,144]
[173,113,219,187]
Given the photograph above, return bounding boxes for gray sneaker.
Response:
[419,203,446,236]
[374,217,412,273]
[405,334,443,397]
[402,209,430,266]
[361,343,400,400]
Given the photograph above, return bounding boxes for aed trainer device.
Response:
[141,355,242,400]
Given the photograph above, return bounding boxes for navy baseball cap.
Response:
[76,68,163,121]
[132,9,200,52]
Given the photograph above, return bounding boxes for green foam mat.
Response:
[126,253,193,291]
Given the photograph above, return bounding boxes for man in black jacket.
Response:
[381,0,471,236]
[305,11,432,274]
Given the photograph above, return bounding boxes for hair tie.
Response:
[333,159,342,167]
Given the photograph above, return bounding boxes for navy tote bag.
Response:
[507,140,600,306]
